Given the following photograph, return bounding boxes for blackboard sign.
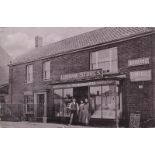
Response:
[129,113,141,128]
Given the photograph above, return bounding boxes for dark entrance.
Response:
[36,94,44,117]
[73,86,88,103]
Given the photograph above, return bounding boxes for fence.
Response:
[0,103,24,121]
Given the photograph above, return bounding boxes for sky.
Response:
[0,27,98,59]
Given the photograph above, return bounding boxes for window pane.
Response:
[91,52,97,63]
[64,88,73,117]
[90,47,118,73]
[98,61,110,72]
[98,49,109,62]
[26,65,33,83]
[102,85,115,119]
[24,95,34,114]
[110,47,118,60]
[54,89,63,117]
[92,63,97,70]
[111,60,118,73]
[43,61,50,80]
[90,86,102,118]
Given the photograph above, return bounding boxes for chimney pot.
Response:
[35,36,43,48]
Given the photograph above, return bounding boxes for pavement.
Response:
[0,121,86,128]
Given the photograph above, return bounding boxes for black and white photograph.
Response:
[0,1,155,155]
[0,27,155,128]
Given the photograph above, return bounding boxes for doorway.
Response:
[73,86,88,103]
[34,92,47,121]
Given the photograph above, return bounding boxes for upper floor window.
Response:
[26,64,33,83]
[43,61,51,80]
[90,47,118,73]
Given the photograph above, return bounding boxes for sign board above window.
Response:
[128,57,150,67]
[53,80,116,89]
[130,70,152,82]
[60,69,103,82]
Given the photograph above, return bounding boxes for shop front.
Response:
[51,69,123,125]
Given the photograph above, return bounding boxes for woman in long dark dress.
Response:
[78,100,84,124]
[82,98,90,125]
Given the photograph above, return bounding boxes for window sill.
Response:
[43,79,51,82]
[25,82,33,84]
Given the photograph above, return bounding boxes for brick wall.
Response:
[118,35,153,120]
[150,33,155,118]
[9,50,90,108]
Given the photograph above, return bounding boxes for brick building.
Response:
[8,28,155,126]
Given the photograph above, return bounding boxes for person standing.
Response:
[78,100,84,124]
[68,98,79,125]
[82,98,90,126]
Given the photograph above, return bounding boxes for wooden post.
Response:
[43,92,47,123]
[114,82,119,128]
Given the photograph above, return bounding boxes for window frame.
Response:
[90,47,118,73]
[26,64,33,84]
[24,95,34,114]
[43,61,51,81]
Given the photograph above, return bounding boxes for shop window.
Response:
[54,88,73,117]
[24,95,34,114]
[90,85,119,119]
[64,88,73,117]
[26,64,33,83]
[91,47,118,73]
[54,89,63,117]
[90,86,102,118]
[43,61,51,80]
[102,85,115,119]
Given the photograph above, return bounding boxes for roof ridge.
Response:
[12,27,155,65]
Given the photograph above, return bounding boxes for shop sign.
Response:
[60,69,103,82]
[130,70,152,82]
[128,57,150,67]
[53,80,116,89]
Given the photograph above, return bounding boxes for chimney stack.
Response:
[35,36,43,48]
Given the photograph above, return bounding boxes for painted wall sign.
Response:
[60,69,102,82]
[128,57,150,67]
[130,70,152,82]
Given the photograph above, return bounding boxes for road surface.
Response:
[0,121,85,128]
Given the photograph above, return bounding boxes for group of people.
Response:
[68,98,90,126]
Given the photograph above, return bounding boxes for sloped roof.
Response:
[13,27,155,65]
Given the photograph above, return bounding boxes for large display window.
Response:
[53,81,121,119]
[90,85,120,119]
[90,86,102,118]
[64,88,73,117]
[54,89,63,117]
[54,88,73,117]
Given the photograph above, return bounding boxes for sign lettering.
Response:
[60,69,103,82]
[130,70,151,82]
[128,57,149,67]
